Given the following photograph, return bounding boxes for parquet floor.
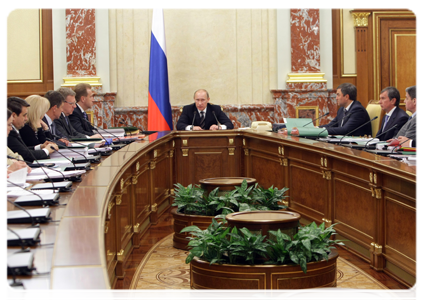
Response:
[114,208,409,290]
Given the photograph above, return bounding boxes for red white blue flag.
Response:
[148,9,173,131]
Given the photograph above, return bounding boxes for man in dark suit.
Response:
[376,86,409,141]
[319,83,372,136]
[55,87,102,140]
[176,89,234,130]
[69,83,97,136]
[43,90,70,146]
[7,97,57,162]
[395,85,420,139]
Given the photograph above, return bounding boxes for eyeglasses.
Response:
[65,101,76,106]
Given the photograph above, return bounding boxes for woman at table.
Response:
[19,95,52,147]
[7,109,31,176]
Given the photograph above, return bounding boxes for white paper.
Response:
[7,188,57,197]
[7,167,28,186]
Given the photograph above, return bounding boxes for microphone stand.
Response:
[8,155,67,182]
[7,227,33,251]
[190,111,197,131]
[302,112,329,127]
[364,124,398,148]
[212,111,222,130]
[7,179,59,206]
[119,118,133,136]
[317,112,353,139]
[7,199,39,228]
[339,116,378,143]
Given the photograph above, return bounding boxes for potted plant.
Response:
[171,180,288,249]
[182,219,345,289]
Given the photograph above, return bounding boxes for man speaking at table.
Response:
[176,89,234,130]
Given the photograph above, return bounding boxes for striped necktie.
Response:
[382,115,389,131]
[200,111,205,129]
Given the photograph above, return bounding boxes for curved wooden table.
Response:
[7,129,416,289]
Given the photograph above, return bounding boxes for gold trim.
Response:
[369,172,373,183]
[321,157,324,167]
[120,178,124,190]
[243,139,245,146]
[104,221,109,234]
[154,150,158,158]
[374,243,383,254]
[151,203,158,212]
[107,201,115,216]
[296,106,320,126]
[286,73,327,83]
[169,150,174,158]
[229,139,234,145]
[182,149,189,157]
[133,223,141,233]
[282,158,288,167]
[372,11,416,100]
[281,146,284,156]
[136,162,140,172]
[370,186,375,197]
[150,161,156,170]
[373,173,377,185]
[244,149,249,156]
[340,9,357,78]
[351,12,371,27]
[228,148,235,156]
[61,76,102,87]
[8,9,44,83]
[172,140,175,147]
[116,195,122,205]
[282,200,289,206]
[374,188,382,199]
[117,249,125,262]
[324,158,327,168]
[370,242,375,252]
[132,176,138,185]
[182,139,188,146]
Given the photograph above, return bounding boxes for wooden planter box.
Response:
[190,250,339,289]
[171,207,215,250]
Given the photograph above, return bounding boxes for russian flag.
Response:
[148,9,173,131]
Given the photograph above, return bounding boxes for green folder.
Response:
[284,118,328,137]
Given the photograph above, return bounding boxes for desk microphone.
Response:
[46,137,89,166]
[364,124,398,148]
[302,112,329,127]
[82,118,122,143]
[7,199,39,228]
[317,112,353,138]
[8,155,66,182]
[212,111,222,129]
[191,111,197,131]
[7,227,32,252]
[339,116,377,143]
[119,118,133,136]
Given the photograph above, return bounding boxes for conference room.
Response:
[6,7,417,296]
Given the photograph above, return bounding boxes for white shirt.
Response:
[185,106,227,130]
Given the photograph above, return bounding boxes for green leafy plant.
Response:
[182,221,345,274]
[173,180,288,217]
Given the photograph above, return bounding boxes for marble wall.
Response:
[66,9,97,77]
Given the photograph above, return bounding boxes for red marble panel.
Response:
[291,9,320,72]
[66,9,96,76]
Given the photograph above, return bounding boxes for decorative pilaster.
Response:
[272,9,334,125]
[351,11,371,108]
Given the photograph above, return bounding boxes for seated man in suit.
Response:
[43,90,70,146]
[388,85,417,145]
[55,87,102,140]
[376,86,409,141]
[7,97,58,162]
[176,89,234,130]
[319,83,372,136]
[69,83,97,136]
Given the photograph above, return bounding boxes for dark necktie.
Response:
[83,111,88,121]
[51,122,56,136]
[341,109,347,127]
[200,111,205,129]
[408,116,413,121]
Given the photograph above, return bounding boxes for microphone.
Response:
[81,118,122,144]
[317,112,353,138]
[7,227,33,251]
[7,179,59,206]
[339,116,377,143]
[18,139,57,189]
[191,111,197,131]
[7,199,39,228]
[364,124,398,148]
[8,264,25,288]
[46,137,88,168]
[212,111,222,129]
[302,112,329,127]
[119,118,133,136]
[9,154,67,182]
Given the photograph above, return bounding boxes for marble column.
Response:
[273,9,336,126]
[62,9,114,128]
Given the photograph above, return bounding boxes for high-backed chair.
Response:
[366,100,382,137]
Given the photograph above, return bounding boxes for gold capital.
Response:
[351,12,371,27]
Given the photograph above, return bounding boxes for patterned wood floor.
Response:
[114,208,409,290]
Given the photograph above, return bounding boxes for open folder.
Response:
[283,118,328,138]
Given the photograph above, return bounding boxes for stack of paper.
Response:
[97,128,125,138]
[49,147,89,159]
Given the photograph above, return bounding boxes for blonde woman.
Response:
[19,95,52,147]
